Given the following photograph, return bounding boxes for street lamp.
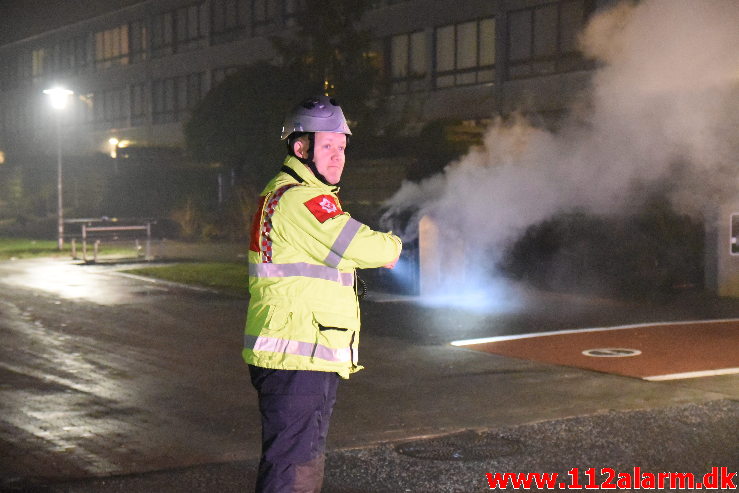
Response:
[43,87,73,250]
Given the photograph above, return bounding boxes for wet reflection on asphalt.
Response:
[0,258,256,481]
[0,258,169,305]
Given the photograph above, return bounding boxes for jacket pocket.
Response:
[265,305,292,332]
[311,310,359,332]
[318,324,348,332]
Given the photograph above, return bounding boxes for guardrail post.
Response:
[82,224,88,262]
[146,222,152,260]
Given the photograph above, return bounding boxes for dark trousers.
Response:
[249,365,340,493]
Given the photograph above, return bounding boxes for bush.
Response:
[169,183,258,242]
[500,198,704,299]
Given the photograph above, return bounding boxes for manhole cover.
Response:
[395,430,522,461]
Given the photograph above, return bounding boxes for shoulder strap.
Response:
[280,165,305,184]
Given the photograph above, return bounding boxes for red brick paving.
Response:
[460,320,739,380]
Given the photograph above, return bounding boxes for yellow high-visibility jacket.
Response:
[242,156,402,378]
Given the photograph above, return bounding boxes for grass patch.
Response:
[0,237,152,261]
[0,238,67,259]
[124,262,248,296]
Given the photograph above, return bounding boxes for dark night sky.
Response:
[0,0,145,46]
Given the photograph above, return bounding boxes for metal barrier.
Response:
[68,218,154,263]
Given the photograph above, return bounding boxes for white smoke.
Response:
[383,0,739,258]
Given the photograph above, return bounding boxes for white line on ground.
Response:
[643,368,739,381]
[449,318,739,347]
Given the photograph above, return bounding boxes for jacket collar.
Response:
[278,156,339,193]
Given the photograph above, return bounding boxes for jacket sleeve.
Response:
[273,188,402,270]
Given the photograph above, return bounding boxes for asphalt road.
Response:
[0,258,737,492]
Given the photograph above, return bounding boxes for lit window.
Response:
[390,31,426,93]
[94,25,130,68]
[434,17,495,89]
[507,0,591,80]
[32,48,48,77]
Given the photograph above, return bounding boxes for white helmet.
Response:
[280,95,352,140]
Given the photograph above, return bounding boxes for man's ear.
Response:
[293,138,307,159]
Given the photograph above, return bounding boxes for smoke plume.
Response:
[382,0,739,260]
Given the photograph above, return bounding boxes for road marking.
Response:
[450,318,739,346]
[643,368,739,381]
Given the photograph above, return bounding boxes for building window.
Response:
[1,101,19,134]
[130,83,148,126]
[283,0,306,27]
[507,0,592,80]
[390,31,426,93]
[252,0,279,35]
[61,34,91,72]
[76,93,94,124]
[129,20,148,63]
[26,36,89,79]
[183,72,206,112]
[211,0,249,43]
[105,89,127,125]
[59,38,76,72]
[5,100,28,132]
[152,4,207,56]
[94,25,130,68]
[732,214,739,255]
[152,78,177,124]
[151,11,174,57]
[152,73,206,124]
[0,54,21,90]
[435,17,495,88]
[20,52,32,82]
[0,57,9,90]
[176,3,207,52]
[32,48,50,78]
[0,54,30,89]
[92,88,128,127]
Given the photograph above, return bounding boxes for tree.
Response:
[271,0,382,133]
[184,0,383,184]
[184,61,310,186]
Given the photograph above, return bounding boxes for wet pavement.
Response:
[0,258,737,492]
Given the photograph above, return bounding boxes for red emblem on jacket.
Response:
[304,195,343,223]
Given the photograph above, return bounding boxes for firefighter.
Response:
[243,95,402,492]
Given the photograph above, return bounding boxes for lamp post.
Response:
[43,87,73,250]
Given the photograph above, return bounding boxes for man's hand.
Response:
[383,256,399,269]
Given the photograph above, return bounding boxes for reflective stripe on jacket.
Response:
[242,156,402,378]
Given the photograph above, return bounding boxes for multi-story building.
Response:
[0,0,614,160]
[2,0,736,296]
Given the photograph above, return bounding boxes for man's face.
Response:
[312,132,346,185]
